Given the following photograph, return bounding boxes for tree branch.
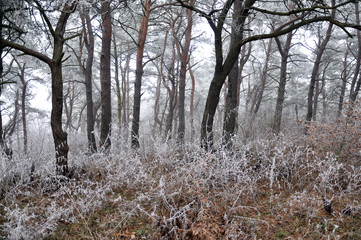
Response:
[0,38,52,65]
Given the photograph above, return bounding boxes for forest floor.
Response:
[1,130,361,239]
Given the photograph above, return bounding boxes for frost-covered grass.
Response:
[1,129,361,239]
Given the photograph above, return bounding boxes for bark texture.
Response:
[99,0,112,153]
[131,0,151,149]
[80,9,97,153]
[272,30,293,135]
[306,7,334,124]
[177,1,193,143]
[222,0,242,148]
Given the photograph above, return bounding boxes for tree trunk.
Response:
[0,12,4,151]
[200,0,255,150]
[122,51,131,128]
[99,0,112,153]
[350,2,361,102]
[113,34,121,127]
[15,60,28,154]
[80,9,97,153]
[337,49,349,119]
[222,0,242,148]
[189,61,196,140]
[50,2,75,176]
[164,31,178,139]
[306,1,334,126]
[177,1,193,143]
[273,30,293,135]
[131,0,151,149]
[253,38,272,116]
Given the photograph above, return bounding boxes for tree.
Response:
[13,57,28,154]
[131,0,151,149]
[306,0,335,126]
[252,38,272,117]
[0,0,24,156]
[176,0,193,143]
[273,23,294,135]
[222,0,242,148]
[337,48,349,119]
[176,0,361,150]
[99,0,112,153]
[80,6,97,153]
[0,0,77,175]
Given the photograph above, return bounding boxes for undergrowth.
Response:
[0,123,361,239]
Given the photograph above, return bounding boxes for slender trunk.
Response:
[350,2,361,102]
[0,12,4,151]
[189,61,195,140]
[153,73,162,135]
[253,38,272,116]
[131,0,151,149]
[64,82,74,130]
[322,88,327,122]
[337,49,349,119]
[80,9,97,153]
[273,30,293,135]
[99,0,112,153]
[306,1,334,125]
[19,63,27,154]
[222,0,242,148]
[122,51,131,128]
[113,35,122,127]
[164,37,177,139]
[312,77,319,121]
[177,1,193,143]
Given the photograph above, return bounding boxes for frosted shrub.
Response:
[1,130,361,239]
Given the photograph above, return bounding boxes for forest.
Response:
[0,0,361,239]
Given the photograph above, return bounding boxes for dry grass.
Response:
[1,117,361,239]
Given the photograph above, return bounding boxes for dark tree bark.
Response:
[175,0,361,150]
[177,0,193,143]
[0,12,4,150]
[131,0,151,149]
[99,0,112,153]
[198,0,255,150]
[349,2,361,108]
[113,34,122,127]
[222,0,243,148]
[337,49,349,120]
[253,38,272,116]
[306,4,334,125]
[13,58,28,153]
[273,29,293,135]
[80,8,97,153]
